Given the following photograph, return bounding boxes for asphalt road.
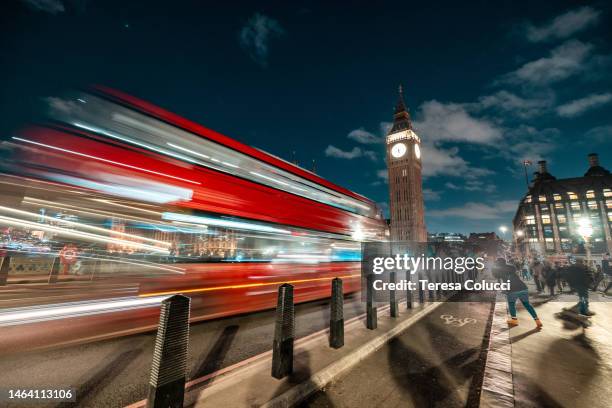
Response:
[0,293,368,408]
[302,291,495,408]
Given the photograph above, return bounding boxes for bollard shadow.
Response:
[385,323,481,407]
[190,325,239,383]
[54,348,143,408]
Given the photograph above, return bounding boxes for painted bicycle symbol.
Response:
[440,314,477,327]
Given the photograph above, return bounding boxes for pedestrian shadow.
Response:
[510,328,541,344]
[190,325,239,382]
[53,347,143,408]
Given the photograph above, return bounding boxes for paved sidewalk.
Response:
[503,284,612,407]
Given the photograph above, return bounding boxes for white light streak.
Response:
[11,137,201,185]
[162,212,291,234]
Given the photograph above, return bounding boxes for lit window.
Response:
[539,195,547,202]
[588,201,597,210]
[604,189,612,197]
[571,202,581,211]
[553,194,562,201]
[607,200,612,209]
[525,195,532,203]
[568,192,578,200]
[555,203,564,209]
[586,190,595,199]
[608,212,612,222]
[541,214,551,224]
[525,215,535,225]
[557,214,566,223]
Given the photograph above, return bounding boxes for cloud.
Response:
[556,93,612,117]
[347,128,383,144]
[325,145,377,161]
[444,180,496,192]
[469,90,555,119]
[420,143,494,179]
[584,125,612,143]
[376,169,388,182]
[239,13,284,67]
[22,0,65,14]
[428,200,517,219]
[423,188,441,201]
[525,6,600,43]
[503,125,560,164]
[414,100,502,145]
[499,40,593,86]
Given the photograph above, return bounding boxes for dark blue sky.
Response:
[2,0,612,234]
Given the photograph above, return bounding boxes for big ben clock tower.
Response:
[386,85,427,242]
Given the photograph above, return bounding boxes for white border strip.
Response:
[479,292,514,407]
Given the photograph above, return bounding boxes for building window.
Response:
[555,203,564,209]
[553,194,561,201]
[541,214,551,224]
[568,192,578,200]
[586,190,595,199]
[525,195,532,203]
[540,204,549,213]
[587,201,598,210]
[608,212,612,222]
[402,169,407,177]
[557,214,566,223]
[539,195,547,202]
[525,215,535,225]
[571,202,581,211]
[604,189,612,197]
[606,200,612,209]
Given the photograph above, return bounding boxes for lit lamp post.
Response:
[499,225,508,239]
[577,217,593,264]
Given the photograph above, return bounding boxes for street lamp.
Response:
[499,225,508,237]
[577,217,593,263]
[515,229,524,237]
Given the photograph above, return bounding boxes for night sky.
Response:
[2,0,612,234]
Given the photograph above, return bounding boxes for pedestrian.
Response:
[531,259,544,293]
[542,261,557,296]
[493,258,542,328]
[554,262,564,293]
[561,258,593,317]
[591,264,603,291]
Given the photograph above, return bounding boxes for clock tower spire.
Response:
[386,85,427,242]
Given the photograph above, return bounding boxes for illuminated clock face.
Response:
[391,143,407,158]
[414,143,421,159]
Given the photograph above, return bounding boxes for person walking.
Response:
[493,258,542,328]
[531,259,544,293]
[543,261,557,297]
[561,258,593,317]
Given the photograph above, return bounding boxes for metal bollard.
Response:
[389,271,398,317]
[406,269,412,309]
[366,274,377,330]
[0,255,10,286]
[48,257,60,284]
[147,295,191,408]
[329,278,344,348]
[429,272,435,301]
[418,272,425,304]
[272,283,294,379]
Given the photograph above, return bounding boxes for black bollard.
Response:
[428,272,435,302]
[366,274,377,330]
[418,272,425,304]
[406,269,413,309]
[329,278,344,348]
[272,283,294,379]
[147,295,191,408]
[389,271,398,317]
[0,255,10,286]
[48,257,60,284]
